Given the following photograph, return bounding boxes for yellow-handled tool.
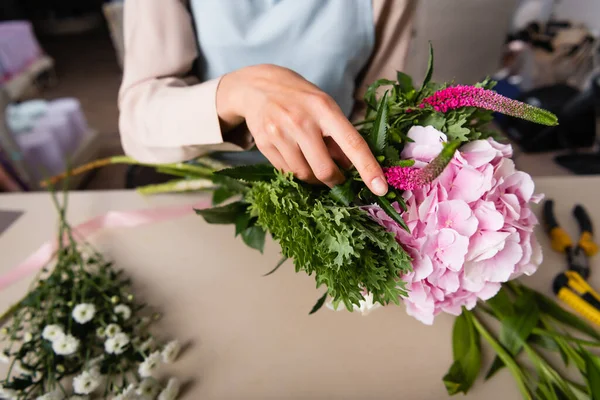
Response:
[544,200,600,326]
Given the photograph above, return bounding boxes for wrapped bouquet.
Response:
[39,47,600,399]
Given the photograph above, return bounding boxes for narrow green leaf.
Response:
[329,180,355,206]
[195,201,247,224]
[396,71,414,93]
[309,292,328,315]
[367,91,389,155]
[421,42,434,90]
[534,291,600,340]
[212,187,237,206]
[241,225,267,253]
[364,78,396,110]
[485,357,505,381]
[443,311,482,395]
[263,257,288,277]
[215,164,276,182]
[376,196,409,232]
[487,287,516,319]
[582,349,600,399]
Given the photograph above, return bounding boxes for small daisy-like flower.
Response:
[111,296,120,304]
[73,369,101,395]
[52,334,80,356]
[104,324,121,338]
[104,332,130,355]
[72,304,96,324]
[113,384,136,400]
[158,378,181,400]
[161,340,181,364]
[114,305,132,320]
[96,327,106,339]
[140,337,155,352]
[23,332,33,343]
[138,351,161,378]
[136,378,160,399]
[42,325,64,342]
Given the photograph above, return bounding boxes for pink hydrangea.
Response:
[363,126,543,325]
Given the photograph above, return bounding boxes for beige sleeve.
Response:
[118,0,250,164]
[351,0,418,121]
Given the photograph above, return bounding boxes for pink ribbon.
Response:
[0,200,210,290]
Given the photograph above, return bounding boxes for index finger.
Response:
[319,110,388,196]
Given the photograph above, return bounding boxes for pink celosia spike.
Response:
[419,85,558,126]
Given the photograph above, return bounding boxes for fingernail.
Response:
[371,177,388,196]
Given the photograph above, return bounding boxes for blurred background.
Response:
[0,0,599,192]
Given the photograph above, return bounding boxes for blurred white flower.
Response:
[113,384,136,400]
[42,325,64,342]
[0,384,18,400]
[68,396,89,400]
[23,332,33,343]
[88,355,104,368]
[114,305,132,320]
[96,327,106,339]
[140,337,155,352]
[0,351,10,364]
[105,324,121,338]
[158,378,181,400]
[162,340,181,364]
[136,379,160,399]
[73,369,101,395]
[36,390,63,400]
[105,332,130,355]
[52,334,80,356]
[138,351,161,378]
[72,304,96,324]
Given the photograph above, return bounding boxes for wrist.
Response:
[216,71,245,132]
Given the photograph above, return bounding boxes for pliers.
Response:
[543,199,600,326]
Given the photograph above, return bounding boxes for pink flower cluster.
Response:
[363,126,543,324]
[419,85,558,126]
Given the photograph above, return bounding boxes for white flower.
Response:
[88,355,104,368]
[0,384,18,400]
[0,351,10,364]
[113,384,136,400]
[73,369,101,395]
[136,379,160,399]
[23,332,33,343]
[138,351,161,378]
[140,337,155,352]
[104,324,121,338]
[52,334,80,356]
[36,390,63,400]
[353,292,381,316]
[114,305,132,320]
[42,325,65,342]
[72,304,96,324]
[68,396,89,400]
[104,332,130,355]
[161,340,181,364]
[158,378,181,400]
[96,327,106,339]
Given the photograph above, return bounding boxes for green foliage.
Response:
[195,201,248,224]
[443,311,482,395]
[245,173,412,311]
[215,164,277,182]
[421,42,435,91]
[367,91,389,155]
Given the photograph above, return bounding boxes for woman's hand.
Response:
[216,64,388,196]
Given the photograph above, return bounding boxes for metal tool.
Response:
[543,199,600,326]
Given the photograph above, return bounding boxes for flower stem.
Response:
[469,311,533,399]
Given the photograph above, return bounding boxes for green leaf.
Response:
[534,291,600,341]
[195,201,248,224]
[241,225,267,253]
[384,146,400,164]
[330,180,355,206]
[212,187,237,206]
[446,116,471,142]
[582,349,600,399]
[215,164,276,182]
[486,291,540,380]
[421,42,434,90]
[309,292,328,315]
[234,212,253,237]
[367,91,389,155]
[443,311,482,395]
[421,112,446,130]
[396,71,414,93]
[263,257,288,277]
[364,78,396,110]
[376,195,409,232]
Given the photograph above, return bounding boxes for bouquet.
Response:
[0,190,182,400]
[42,46,600,399]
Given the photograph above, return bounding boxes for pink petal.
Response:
[460,140,498,168]
[467,231,510,262]
[474,201,504,231]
